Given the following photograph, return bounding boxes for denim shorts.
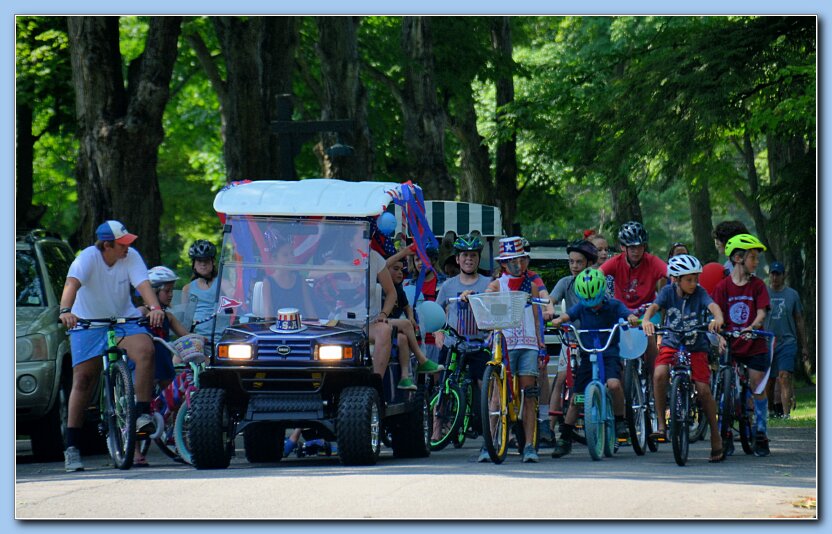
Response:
[508,348,539,377]
[771,342,797,374]
[69,322,151,367]
[574,353,622,393]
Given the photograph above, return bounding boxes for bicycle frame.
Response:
[561,322,627,460]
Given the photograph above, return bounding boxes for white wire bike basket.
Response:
[467,291,528,330]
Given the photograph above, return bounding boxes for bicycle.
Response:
[75,317,149,470]
[559,322,637,461]
[687,345,720,444]
[625,303,660,454]
[468,291,548,464]
[653,323,711,466]
[547,326,587,446]
[714,328,775,456]
[429,302,489,451]
[137,333,207,465]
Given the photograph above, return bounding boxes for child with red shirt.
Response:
[712,234,772,457]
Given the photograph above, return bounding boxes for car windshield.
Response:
[16,249,46,307]
[214,216,372,329]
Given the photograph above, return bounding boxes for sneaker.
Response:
[416,360,445,374]
[64,446,84,472]
[538,423,555,448]
[551,439,572,458]
[753,432,770,457]
[522,444,539,463]
[283,438,297,457]
[782,414,791,420]
[136,413,155,434]
[397,377,417,390]
[477,447,491,463]
[615,420,629,440]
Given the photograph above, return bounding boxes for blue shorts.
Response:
[771,343,797,374]
[575,353,622,393]
[69,322,151,367]
[508,348,539,377]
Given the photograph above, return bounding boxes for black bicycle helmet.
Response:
[188,239,217,260]
[566,239,599,264]
[453,233,484,254]
[618,221,648,246]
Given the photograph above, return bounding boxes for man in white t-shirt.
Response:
[58,220,165,472]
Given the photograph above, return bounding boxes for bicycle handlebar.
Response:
[558,322,629,354]
[654,323,712,335]
[448,294,549,306]
[71,316,150,328]
[721,328,774,339]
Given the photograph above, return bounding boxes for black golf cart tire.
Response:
[392,389,431,459]
[337,386,381,466]
[189,388,233,469]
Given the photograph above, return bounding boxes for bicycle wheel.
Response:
[646,377,659,452]
[429,383,464,451]
[715,367,734,446]
[173,402,194,465]
[584,383,604,461]
[738,383,756,455]
[624,360,647,455]
[480,364,508,464]
[105,359,136,470]
[603,390,616,458]
[688,390,708,443]
[670,374,690,466]
[452,380,474,448]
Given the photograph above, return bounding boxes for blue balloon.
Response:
[416,300,446,333]
[377,211,397,237]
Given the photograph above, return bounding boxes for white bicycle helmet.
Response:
[148,266,179,288]
[667,254,703,278]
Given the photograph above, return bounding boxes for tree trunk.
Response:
[491,17,518,234]
[401,17,454,200]
[315,16,373,181]
[733,132,774,262]
[446,84,493,204]
[68,16,181,265]
[687,178,717,262]
[609,171,642,229]
[16,103,47,230]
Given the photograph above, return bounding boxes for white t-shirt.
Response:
[68,246,148,321]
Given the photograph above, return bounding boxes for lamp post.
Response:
[270,94,354,180]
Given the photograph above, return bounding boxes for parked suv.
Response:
[16,229,76,460]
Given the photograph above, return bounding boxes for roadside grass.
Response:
[768,379,816,428]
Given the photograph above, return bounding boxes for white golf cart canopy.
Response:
[213,179,406,217]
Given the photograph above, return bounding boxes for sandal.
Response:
[708,448,726,463]
[649,430,668,443]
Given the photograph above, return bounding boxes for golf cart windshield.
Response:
[216,216,372,328]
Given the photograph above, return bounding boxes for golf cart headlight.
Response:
[317,345,352,361]
[221,344,253,360]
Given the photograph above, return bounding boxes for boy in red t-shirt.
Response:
[712,234,772,457]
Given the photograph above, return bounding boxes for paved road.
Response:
[15,426,816,520]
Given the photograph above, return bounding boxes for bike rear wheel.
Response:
[429,383,464,451]
[480,364,508,464]
[624,360,647,455]
[646,377,659,452]
[715,367,734,449]
[105,359,136,470]
[688,390,709,443]
[670,374,690,466]
[738,382,756,455]
[603,390,616,458]
[584,383,604,461]
[452,380,474,448]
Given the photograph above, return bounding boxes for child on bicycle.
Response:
[482,236,546,463]
[641,254,726,463]
[181,239,219,336]
[711,234,772,457]
[547,240,598,443]
[549,268,639,458]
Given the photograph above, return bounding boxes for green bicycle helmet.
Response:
[453,233,484,253]
[574,268,606,307]
[724,233,767,258]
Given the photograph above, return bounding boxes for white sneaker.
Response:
[64,446,84,472]
[136,413,155,434]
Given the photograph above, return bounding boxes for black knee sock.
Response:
[560,423,574,442]
[136,401,150,414]
[66,427,82,449]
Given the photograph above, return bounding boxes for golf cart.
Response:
[187,179,434,468]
